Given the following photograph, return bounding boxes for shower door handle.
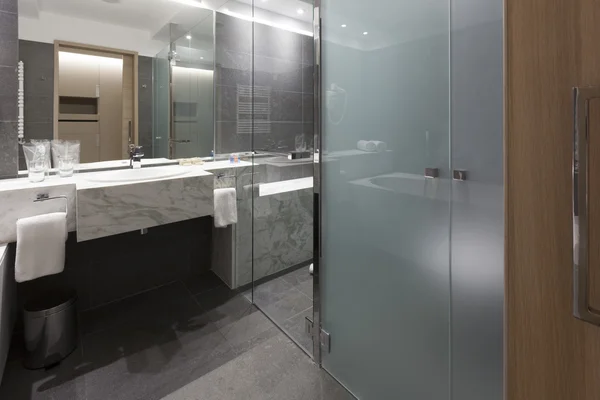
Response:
[573,86,600,325]
[128,120,133,145]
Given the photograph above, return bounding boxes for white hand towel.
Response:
[214,188,237,228]
[371,140,388,152]
[15,212,67,283]
[357,140,376,152]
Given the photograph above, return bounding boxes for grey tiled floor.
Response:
[251,266,314,355]
[0,272,349,400]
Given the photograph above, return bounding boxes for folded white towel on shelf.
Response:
[214,188,238,228]
[357,140,376,152]
[371,140,388,152]
[15,212,67,283]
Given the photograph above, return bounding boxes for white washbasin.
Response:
[84,166,193,183]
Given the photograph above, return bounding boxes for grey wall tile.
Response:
[23,121,53,140]
[18,40,54,170]
[0,65,17,97]
[216,121,251,153]
[0,65,17,128]
[0,121,17,177]
[214,13,312,155]
[0,0,17,13]
[272,122,305,148]
[302,64,314,94]
[272,91,302,122]
[255,55,302,92]
[0,11,17,67]
[20,41,54,111]
[303,123,314,145]
[215,49,252,87]
[0,5,18,177]
[24,95,53,123]
[215,84,238,122]
[0,95,16,121]
[302,93,313,123]
[302,34,314,66]
[0,13,16,172]
[216,13,252,55]
[254,122,306,152]
[23,66,53,95]
[19,40,53,67]
[254,23,302,63]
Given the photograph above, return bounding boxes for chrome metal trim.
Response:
[312,1,322,363]
[213,9,217,158]
[168,38,175,159]
[34,194,68,215]
[452,169,467,181]
[573,86,600,325]
[425,167,440,179]
[320,328,330,353]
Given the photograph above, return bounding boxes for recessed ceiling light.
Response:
[297,8,305,15]
[341,24,347,28]
[186,35,192,39]
[200,57,204,59]
[363,31,368,35]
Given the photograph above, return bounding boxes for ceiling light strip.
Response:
[170,0,205,9]
[220,9,313,37]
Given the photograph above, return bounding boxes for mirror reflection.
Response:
[17,0,314,172]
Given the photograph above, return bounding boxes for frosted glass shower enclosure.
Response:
[316,0,504,399]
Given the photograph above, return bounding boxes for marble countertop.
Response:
[75,165,213,190]
[0,163,224,244]
[16,157,178,177]
[0,162,251,192]
[0,159,306,244]
[201,160,253,171]
[259,177,314,197]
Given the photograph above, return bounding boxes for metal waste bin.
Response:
[23,290,78,369]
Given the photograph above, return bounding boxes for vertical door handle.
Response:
[128,120,133,145]
[573,86,600,325]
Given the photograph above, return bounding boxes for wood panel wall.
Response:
[504,0,600,398]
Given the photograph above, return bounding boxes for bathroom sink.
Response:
[84,167,193,183]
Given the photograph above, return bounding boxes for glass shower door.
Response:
[319,0,451,398]
[153,46,171,159]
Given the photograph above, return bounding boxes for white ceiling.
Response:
[18,0,498,54]
[19,0,312,39]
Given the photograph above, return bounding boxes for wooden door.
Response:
[58,51,99,98]
[98,57,123,161]
[58,121,100,163]
[505,0,600,399]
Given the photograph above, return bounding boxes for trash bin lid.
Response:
[24,289,77,317]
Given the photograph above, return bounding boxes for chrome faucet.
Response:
[129,144,144,168]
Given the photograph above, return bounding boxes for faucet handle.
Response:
[129,145,143,155]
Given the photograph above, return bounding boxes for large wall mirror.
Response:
[16,0,314,172]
